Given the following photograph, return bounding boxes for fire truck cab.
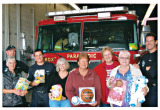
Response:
[36,6,140,70]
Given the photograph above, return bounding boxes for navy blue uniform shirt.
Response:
[27,62,56,92]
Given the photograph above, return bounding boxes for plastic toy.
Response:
[50,84,62,101]
[81,89,94,103]
[34,80,40,84]
[130,76,148,106]
[71,96,80,105]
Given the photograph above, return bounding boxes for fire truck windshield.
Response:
[37,23,81,52]
[37,20,138,52]
[83,20,138,51]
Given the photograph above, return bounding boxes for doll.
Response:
[110,80,124,101]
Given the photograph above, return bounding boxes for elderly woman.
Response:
[93,46,119,107]
[49,58,71,107]
[65,53,102,107]
[3,57,28,107]
[107,50,148,107]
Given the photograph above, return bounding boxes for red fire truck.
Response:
[36,6,141,70]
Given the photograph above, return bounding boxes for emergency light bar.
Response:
[46,6,128,17]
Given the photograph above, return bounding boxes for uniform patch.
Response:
[142,60,145,67]
[5,68,8,72]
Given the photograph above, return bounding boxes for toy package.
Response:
[107,79,128,106]
[50,84,63,101]
[15,77,30,90]
[79,87,95,104]
[34,70,45,83]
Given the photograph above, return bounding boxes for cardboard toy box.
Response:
[50,84,63,101]
[107,78,128,106]
[79,87,95,104]
[15,77,30,90]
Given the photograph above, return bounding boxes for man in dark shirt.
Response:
[139,32,158,107]
[3,45,29,74]
[27,49,56,107]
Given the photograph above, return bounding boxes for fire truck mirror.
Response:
[134,54,141,60]
[140,25,151,47]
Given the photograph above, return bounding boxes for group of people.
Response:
[2,32,157,107]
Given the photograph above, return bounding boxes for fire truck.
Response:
[36,6,144,70]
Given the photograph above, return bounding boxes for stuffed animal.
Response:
[130,76,148,107]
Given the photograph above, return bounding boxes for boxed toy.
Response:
[50,84,63,101]
[34,70,45,83]
[79,87,95,104]
[15,77,30,90]
[107,78,128,106]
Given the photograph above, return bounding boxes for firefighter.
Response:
[139,32,158,107]
[3,45,29,74]
[54,38,68,51]
[27,49,56,107]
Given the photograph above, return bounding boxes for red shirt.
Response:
[93,61,119,103]
[65,68,102,107]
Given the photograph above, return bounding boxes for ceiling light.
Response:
[69,3,80,10]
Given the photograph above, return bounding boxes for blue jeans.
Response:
[49,99,71,107]
[101,103,110,107]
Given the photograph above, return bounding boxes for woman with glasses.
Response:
[65,53,102,107]
[107,50,148,107]
[93,46,119,107]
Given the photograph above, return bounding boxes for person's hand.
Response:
[69,68,76,73]
[61,96,66,100]
[14,89,21,96]
[20,90,28,96]
[108,76,114,87]
[142,87,148,96]
[49,92,53,100]
[146,66,151,71]
[32,80,40,86]
[88,101,98,106]
[133,64,140,69]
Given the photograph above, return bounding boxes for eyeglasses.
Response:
[119,57,130,60]
[79,60,88,63]
[103,54,112,57]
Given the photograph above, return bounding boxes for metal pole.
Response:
[4,4,9,50]
[32,4,35,51]
[16,4,20,49]
[16,4,21,60]
[32,4,35,64]
[4,4,9,60]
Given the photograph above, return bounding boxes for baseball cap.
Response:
[6,45,16,51]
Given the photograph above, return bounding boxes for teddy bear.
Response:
[130,76,148,107]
